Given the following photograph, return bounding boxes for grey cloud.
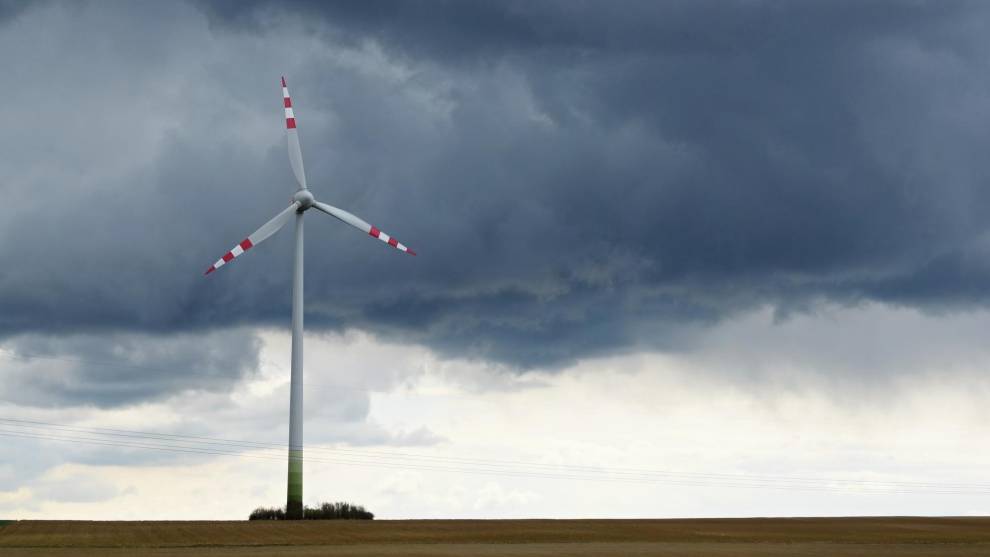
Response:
[1,329,261,407]
[200,1,958,63]
[0,0,28,22]
[32,474,130,504]
[2,0,990,385]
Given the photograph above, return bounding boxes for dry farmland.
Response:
[2,517,990,556]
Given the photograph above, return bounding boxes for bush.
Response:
[304,501,374,520]
[248,502,374,520]
[248,506,286,520]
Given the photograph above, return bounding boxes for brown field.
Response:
[2,517,990,556]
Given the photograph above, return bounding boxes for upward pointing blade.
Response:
[312,201,416,255]
[282,76,307,190]
[204,202,301,275]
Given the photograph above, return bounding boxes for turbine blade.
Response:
[204,202,300,275]
[312,201,416,256]
[282,76,307,190]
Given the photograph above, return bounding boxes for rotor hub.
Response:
[292,189,315,210]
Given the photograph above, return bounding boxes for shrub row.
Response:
[249,502,374,520]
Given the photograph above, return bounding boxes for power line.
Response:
[1,357,984,493]
[1,416,985,490]
[0,418,986,495]
[3,429,978,494]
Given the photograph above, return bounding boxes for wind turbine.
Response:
[205,77,415,519]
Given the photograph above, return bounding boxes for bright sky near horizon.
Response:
[3,0,990,519]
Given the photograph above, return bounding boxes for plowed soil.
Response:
[2,517,989,556]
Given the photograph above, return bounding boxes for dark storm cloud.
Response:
[1,330,261,407]
[0,0,29,21]
[4,0,990,393]
[200,1,954,62]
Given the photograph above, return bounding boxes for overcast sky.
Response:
[2,0,990,519]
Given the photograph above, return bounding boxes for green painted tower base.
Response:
[287,449,303,519]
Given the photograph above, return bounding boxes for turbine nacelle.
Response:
[292,189,315,211]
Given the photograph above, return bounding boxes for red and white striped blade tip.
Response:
[367,225,417,256]
[282,76,296,130]
[204,238,255,276]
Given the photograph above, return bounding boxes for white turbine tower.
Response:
[205,77,415,519]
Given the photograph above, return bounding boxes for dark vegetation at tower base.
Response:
[249,502,374,520]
